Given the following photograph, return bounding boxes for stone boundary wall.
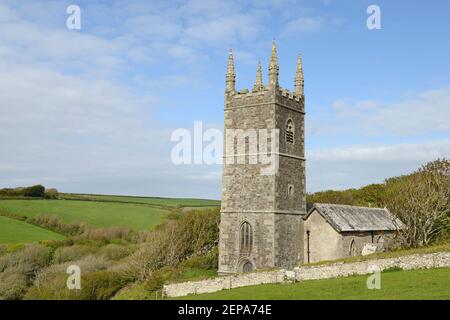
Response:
[163,252,450,298]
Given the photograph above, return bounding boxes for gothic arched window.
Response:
[240,222,253,254]
[286,119,294,144]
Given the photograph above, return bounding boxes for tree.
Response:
[306,189,354,205]
[354,183,385,207]
[384,160,450,247]
[22,185,46,197]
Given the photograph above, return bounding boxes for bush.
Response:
[0,244,52,276]
[53,245,99,263]
[26,270,128,300]
[99,244,135,261]
[78,226,135,242]
[44,188,59,199]
[34,255,109,287]
[22,185,46,197]
[27,214,89,236]
[143,267,176,292]
[180,247,218,270]
[0,271,29,300]
[24,273,70,300]
[122,208,219,281]
[78,271,128,300]
[26,254,113,300]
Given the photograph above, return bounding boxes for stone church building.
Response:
[304,203,399,263]
[218,43,400,274]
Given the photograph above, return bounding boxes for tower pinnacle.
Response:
[226,48,236,94]
[295,53,304,96]
[253,59,264,92]
[268,41,279,89]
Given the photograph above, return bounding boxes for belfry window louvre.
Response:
[286,119,294,143]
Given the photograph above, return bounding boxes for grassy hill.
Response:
[0,216,65,243]
[0,194,219,244]
[175,268,450,300]
[61,193,220,208]
[0,199,171,231]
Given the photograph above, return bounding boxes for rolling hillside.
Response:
[0,216,65,243]
[0,199,171,231]
[0,194,220,244]
[61,193,220,208]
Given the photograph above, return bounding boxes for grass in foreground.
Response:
[0,199,171,231]
[0,216,65,244]
[175,268,450,300]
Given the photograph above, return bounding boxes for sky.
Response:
[0,0,449,199]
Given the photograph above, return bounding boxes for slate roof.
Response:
[306,203,403,232]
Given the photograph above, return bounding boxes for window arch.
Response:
[349,239,356,257]
[286,119,294,144]
[240,221,253,254]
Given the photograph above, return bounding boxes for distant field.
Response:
[0,199,171,230]
[0,216,65,244]
[62,193,220,208]
[176,268,450,300]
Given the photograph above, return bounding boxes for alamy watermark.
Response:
[367,5,381,30]
[66,5,81,30]
[66,265,81,290]
[171,121,280,175]
[366,265,381,290]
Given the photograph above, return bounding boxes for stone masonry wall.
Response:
[163,252,450,298]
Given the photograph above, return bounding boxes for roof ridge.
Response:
[314,203,385,210]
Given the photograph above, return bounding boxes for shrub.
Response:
[24,273,70,300]
[26,254,113,300]
[44,188,59,199]
[122,208,219,281]
[77,271,128,300]
[26,270,128,300]
[53,245,98,263]
[70,254,110,272]
[78,226,135,242]
[26,214,89,236]
[143,267,176,292]
[99,244,135,261]
[180,247,218,270]
[0,244,52,276]
[34,254,109,288]
[0,271,29,300]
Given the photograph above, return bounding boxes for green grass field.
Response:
[61,193,220,208]
[0,216,65,243]
[0,199,171,231]
[175,268,450,300]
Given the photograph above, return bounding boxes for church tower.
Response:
[219,43,306,274]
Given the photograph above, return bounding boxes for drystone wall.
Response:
[163,252,450,297]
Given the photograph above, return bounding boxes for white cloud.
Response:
[284,16,324,35]
[332,87,450,136]
[0,63,221,198]
[307,140,450,192]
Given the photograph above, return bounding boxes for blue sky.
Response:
[1,0,449,199]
